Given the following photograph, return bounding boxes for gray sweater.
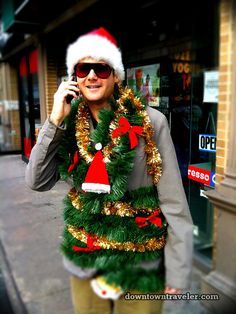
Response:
[25,106,193,289]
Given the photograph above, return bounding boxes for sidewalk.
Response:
[0,155,211,314]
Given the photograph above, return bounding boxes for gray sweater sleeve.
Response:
[25,118,65,191]
[148,107,193,289]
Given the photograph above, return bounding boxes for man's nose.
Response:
[87,69,97,79]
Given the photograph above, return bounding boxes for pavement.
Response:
[0,154,212,314]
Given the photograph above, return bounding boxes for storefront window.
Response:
[159,51,216,262]
[124,0,219,266]
[19,49,40,158]
[0,65,21,153]
[127,56,217,264]
[0,100,21,152]
[127,64,160,107]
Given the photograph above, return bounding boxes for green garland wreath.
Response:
[58,91,167,292]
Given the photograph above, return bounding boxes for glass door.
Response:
[187,71,217,262]
[159,56,216,263]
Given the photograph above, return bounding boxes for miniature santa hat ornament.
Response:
[66,27,125,81]
[91,276,123,300]
[82,144,110,194]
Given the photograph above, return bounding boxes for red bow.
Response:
[68,151,79,173]
[72,234,101,252]
[135,211,162,228]
[112,116,143,149]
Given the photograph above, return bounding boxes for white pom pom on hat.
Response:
[66,27,125,81]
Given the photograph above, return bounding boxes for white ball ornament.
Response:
[95,143,102,150]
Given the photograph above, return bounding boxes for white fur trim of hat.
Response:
[66,27,125,81]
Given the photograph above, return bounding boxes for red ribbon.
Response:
[135,211,162,228]
[112,116,143,149]
[72,234,101,252]
[68,151,79,173]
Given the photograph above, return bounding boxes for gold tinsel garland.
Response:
[75,102,117,164]
[68,225,166,252]
[75,86,162,185]
[68,188,160,217]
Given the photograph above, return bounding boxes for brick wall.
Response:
[45,48,58,117]
[211,0,235,270]
[216,0,234,184]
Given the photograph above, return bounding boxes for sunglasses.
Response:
[75,63,113,79]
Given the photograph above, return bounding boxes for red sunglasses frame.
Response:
[74,63,114,79]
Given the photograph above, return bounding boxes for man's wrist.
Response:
[164,286,182,294]
[50,114,64,127]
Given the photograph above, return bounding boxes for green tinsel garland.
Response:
[58,96,145,208]
[58,91,167,293]
[63,196,167,243]
[104,266,165,293]
[61,229,164,270]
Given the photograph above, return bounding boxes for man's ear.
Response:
[114,73,120,84]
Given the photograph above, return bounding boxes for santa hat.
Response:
[82,144,110,194]
[66,27,125,81]
[91,276,123,300]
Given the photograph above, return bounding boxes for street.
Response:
[0,267,14,314]
[0,155,211,314]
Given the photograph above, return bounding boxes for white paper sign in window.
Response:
[203,71,219,103]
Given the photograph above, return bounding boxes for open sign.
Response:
[199,134,216,152]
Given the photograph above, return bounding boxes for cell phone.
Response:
[66,75,78,104]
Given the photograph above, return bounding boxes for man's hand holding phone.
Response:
[50,76,80,126]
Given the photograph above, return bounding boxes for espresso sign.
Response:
[188,165,215,187]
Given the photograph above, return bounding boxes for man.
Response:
[25,27,193,314]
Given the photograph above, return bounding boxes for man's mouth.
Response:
[87,85,101,89]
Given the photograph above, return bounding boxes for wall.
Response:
[216,0,234,184]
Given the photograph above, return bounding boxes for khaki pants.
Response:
[70,276,163,314]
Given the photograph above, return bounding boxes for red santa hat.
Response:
[66,27,125,81]
[82,146,110,194]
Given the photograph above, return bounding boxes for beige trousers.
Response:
[70,276,163,314]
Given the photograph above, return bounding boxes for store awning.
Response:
[2,0,40,33]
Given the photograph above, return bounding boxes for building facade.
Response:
[0,0,235,311]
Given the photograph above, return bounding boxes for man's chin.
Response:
[83,94,101,102]
[85,98,105,106]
